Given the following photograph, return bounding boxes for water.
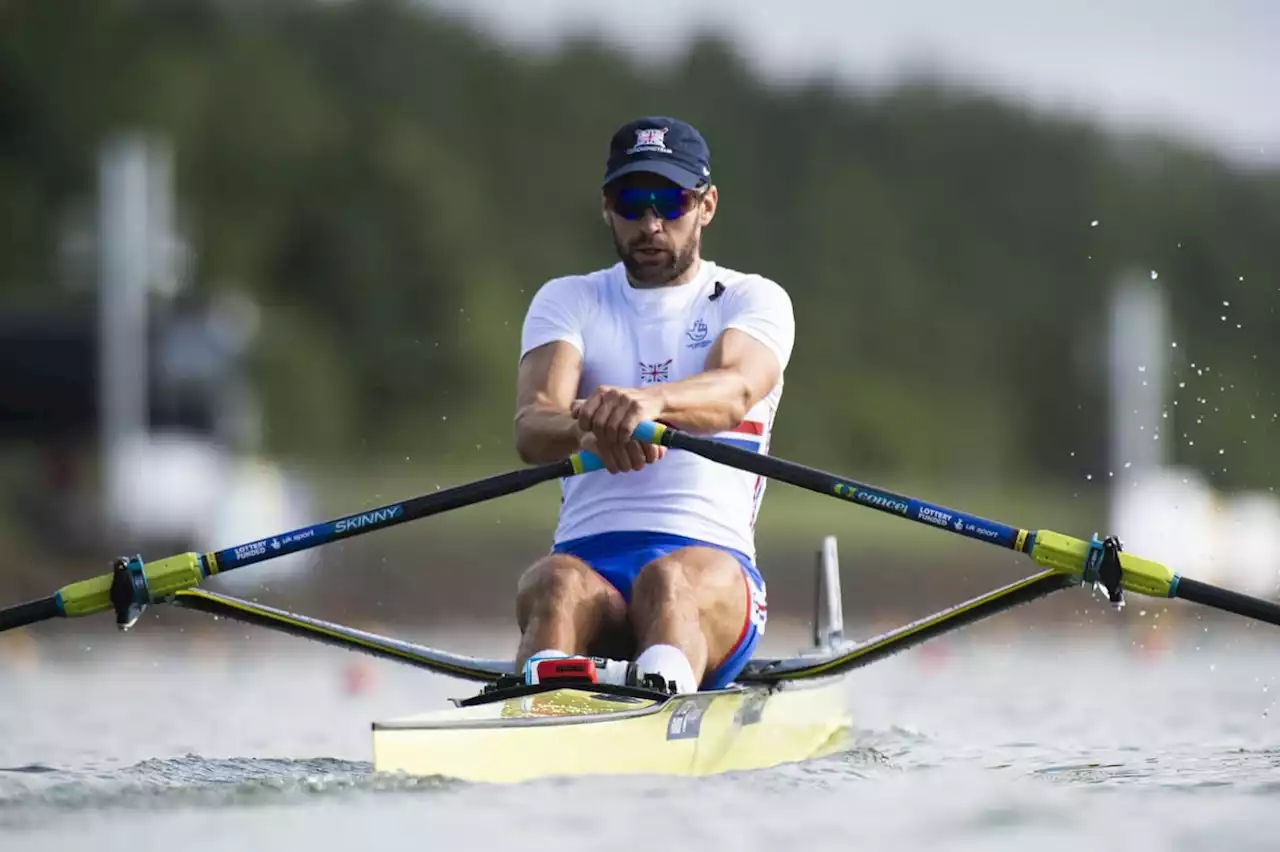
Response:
[2,619,1278,851]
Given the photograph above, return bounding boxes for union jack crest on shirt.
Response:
[639,359,672,384]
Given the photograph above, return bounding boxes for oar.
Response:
[0,450,605,633]
[631,421,1280,627]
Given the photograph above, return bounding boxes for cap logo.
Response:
[627,127,671,155]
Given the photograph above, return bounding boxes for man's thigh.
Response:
[633,545,756,667]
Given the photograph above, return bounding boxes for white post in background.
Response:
[1108,270,1280,598]
[93,132,315,586]
[1108,270,1214,581]
[1108,270,1169,478]
[98,134,156,538]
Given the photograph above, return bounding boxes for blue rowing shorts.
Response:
[551,530,767,690]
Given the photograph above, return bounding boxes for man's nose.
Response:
[637,209,664,231]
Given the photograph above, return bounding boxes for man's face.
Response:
[603,172,717,286]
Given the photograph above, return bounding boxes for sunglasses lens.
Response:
[611,188,693,220]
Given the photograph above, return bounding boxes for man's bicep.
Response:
[705,328,781,405]
[516,340,584,411]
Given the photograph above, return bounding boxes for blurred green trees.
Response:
[1,0,1276,488]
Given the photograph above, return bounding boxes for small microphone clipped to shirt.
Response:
[709,282,725,301]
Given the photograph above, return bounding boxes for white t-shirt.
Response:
[519,259,795,562]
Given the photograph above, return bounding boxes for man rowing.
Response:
[513,116,795,695]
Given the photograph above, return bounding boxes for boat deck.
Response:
[371,677,851,783]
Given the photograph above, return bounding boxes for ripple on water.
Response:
[0,755,460,828]
[1030,745,1280,792]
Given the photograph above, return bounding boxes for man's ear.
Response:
[699,185,718,226]
[601,193,611,226]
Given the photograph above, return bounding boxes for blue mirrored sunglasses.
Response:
[608,187,703,221]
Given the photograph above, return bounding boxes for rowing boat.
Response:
[368,537,854,783]
[5,420,1280,783]
[372,677,848,783]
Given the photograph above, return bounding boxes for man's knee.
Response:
[634,548,743,601]
[632,557,694,604]
[519,557,590,600]
[632,549,749,629]
[516,555,620,626]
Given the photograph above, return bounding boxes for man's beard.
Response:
[613,229,699,286]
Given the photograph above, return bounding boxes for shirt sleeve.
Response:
[722,276,796,371]
[520,277,586,361]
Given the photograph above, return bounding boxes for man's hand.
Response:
[577,431,665,474]
[572,386,667,473]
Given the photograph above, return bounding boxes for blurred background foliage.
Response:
[2,0,1277,490]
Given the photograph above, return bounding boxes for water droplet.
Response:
[1138,365,1147,373]
[1090,220,1099,227]
[1085,474,1093,480]
[1150,270,1159,280]
[1223,300,1230,307]
[1124,461,1132,469]
[1171,341,1178,348]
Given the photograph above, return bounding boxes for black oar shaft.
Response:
[0,596,60,631]
[1175,577,1280,628]
[653,426,1025,550]
[208,457,579,575]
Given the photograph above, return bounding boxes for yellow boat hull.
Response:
[371,676,852,784]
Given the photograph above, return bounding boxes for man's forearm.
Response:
[651,369,752,434]
[514,405,582,463]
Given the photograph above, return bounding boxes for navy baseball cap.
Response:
[601,116,711,190]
